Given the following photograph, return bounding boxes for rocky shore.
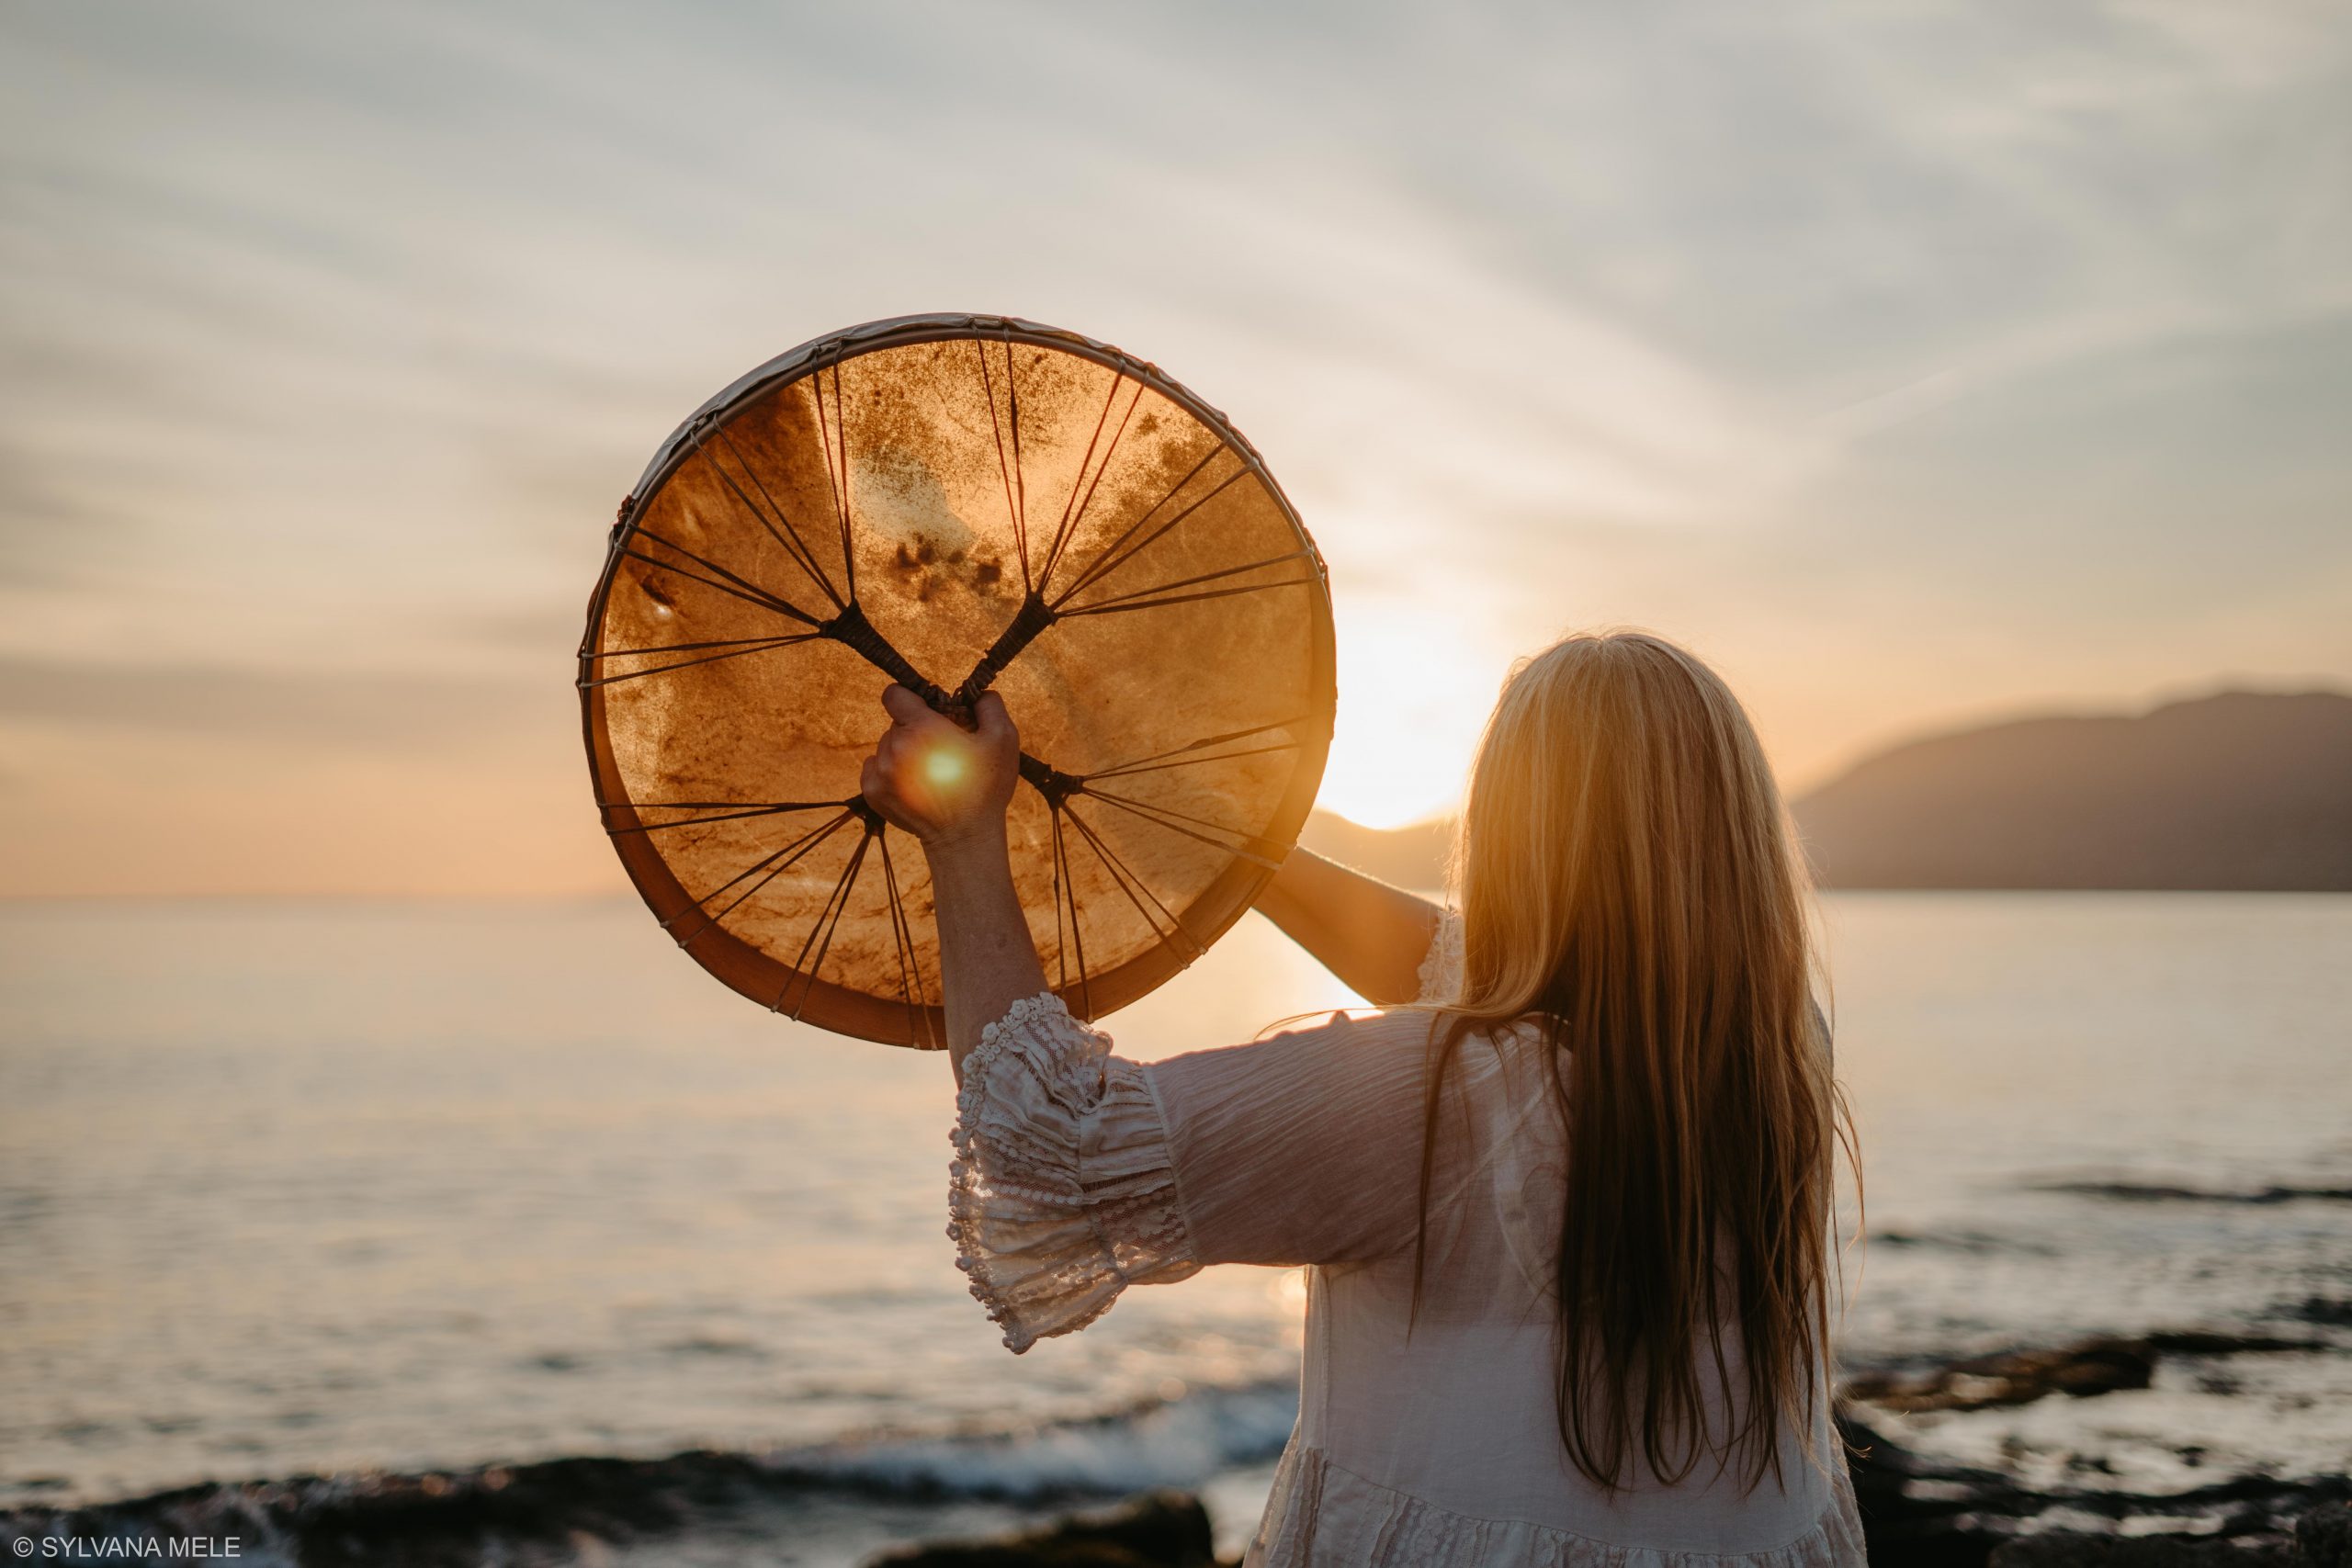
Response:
[5,1334,2346,1567]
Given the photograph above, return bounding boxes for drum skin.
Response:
[580,315,1336,1046]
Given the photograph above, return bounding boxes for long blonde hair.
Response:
[1416,629,1853,1492]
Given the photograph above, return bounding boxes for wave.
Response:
[2027,1178,2352,1205]
[779,1379,1297,1500]
[1868,1227,2054,1255]
[0,1379,1301,1563]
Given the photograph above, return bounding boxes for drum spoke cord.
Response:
[603,798,853,834]
[1059,802,1204,960]
[689,421,848,611]
[1048,455,1244,607]
[1048,806,1091,1017]
[976,337,1031,597]
[778,807,873,1019]
[581,633,823,687]
[662,807,861,950]
[1035,365,1144,594]
[875,829,935,1047]
[810,365,859,605]
[1077,787,1283,867]
[1057,550,1317,618]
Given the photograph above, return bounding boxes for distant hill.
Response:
[1792,689,2352,890]
[1299,689,2352,892]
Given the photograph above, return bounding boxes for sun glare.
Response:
[1314,597,1499,830]
[922,746,968,789]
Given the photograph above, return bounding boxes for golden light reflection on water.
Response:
[6,896,2352,1508]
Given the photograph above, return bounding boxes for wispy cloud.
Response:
[2,0,2346,886]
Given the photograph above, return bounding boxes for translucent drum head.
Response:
[580,315,1336,1045]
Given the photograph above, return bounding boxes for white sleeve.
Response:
[1416,910,1464,1004]
[947,994,1199,1353]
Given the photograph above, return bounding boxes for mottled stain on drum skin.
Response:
[889,536,1007,603]
[858,444,1012,607]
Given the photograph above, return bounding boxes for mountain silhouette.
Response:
[1301,689,2352,892]
[1791,689,2352,890]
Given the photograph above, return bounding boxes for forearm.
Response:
[1255,847,1444,1005]
[923,827,1051,1079]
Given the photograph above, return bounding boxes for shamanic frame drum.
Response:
[580,315,1336,1046]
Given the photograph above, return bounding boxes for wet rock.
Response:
[1837,1412,2352,1568]
[1845,1337,2156,1414]
[2301,1501,2352,1568]
[1839,1411,2014,1567]
[1987,1538,2295,1565]
[2145,1331,2327,1356]
[2290,1297,2352,1330]
[867,1490,1216,1568]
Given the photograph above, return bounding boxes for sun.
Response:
[1312,596,1498,831]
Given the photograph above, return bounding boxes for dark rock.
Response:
[866,1491,1216,1568]
[2301,1501,2352,1568]
[1845,1337,2155,1414]
[2145,1331,2328,1357]
[2030,1183,2352,1207]
[1840,1411,2014,1567]
[2290,1297,2352,1329]
[1987,1537,2296,1565]
[1836,1411,2352,1568]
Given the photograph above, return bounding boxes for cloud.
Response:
[0,656,560,752]
[1,0,2346,887]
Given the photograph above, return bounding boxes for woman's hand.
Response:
[859,686,1021,852]
[860,686,1041,1072]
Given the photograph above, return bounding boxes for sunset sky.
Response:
[4,1,2348,895]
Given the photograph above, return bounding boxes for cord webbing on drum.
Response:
[627,524,822,615]
[694,422,846,611]
[1037,370,1143,595]
[1001,334,1024,602]
[778,816,873,1019]
[875,828,936,1049]
[1046,803,1092,1019]
[975,337,1031,597]
[1060,803,1204,961]
[1047,447,1230,607]
[1078,787,1284,872]
[1058,547,1314,618]
[616,544,820,626]
[1080,716,1306,780]
[664,807,859,951]
[808,365,858,606]
[581,632,820,687]
[604,798,849,834]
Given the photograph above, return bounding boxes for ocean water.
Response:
[2,894,2348,1561]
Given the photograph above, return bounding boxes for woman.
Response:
[859,629,1863,1567]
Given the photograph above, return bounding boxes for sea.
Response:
[2,893,2348,1562]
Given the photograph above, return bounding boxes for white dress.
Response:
[947,933,1865,1568]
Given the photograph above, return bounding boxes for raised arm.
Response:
[855,686,1443,1354]
[1255,845,1446,1005]
[856,685,1040,1077]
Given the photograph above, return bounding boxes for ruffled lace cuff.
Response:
[1416,910,1464,1004]
[948,993,1200,1353]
